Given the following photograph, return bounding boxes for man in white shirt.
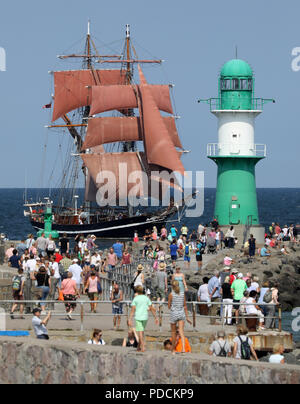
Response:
[25,254,37,278]
[245,291,265,330]
[49,257,61,309]
[69,259,83,290]
[197,277,210,316]
[198,224,204,237]
[32,308,51,340]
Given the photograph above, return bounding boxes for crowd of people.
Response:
[3,221,292,362]
[196,255,279,330]
[242,223,298,259]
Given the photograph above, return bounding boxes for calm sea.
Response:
[0,188,299,341]
[0,188,299,241]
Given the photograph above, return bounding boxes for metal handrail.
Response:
[199,97,275,111]
[207,143,267,158]
[0,300,282,333]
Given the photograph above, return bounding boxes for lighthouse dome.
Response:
[221,59,253,78]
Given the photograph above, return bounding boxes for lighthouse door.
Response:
[229,202,240,225]
[230,134,240,154]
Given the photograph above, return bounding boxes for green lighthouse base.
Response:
[209,156,264,227]
[37,204,59,240]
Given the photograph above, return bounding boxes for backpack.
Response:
[217,341,227,357]
[239,336,251,360]
[12,275,22,291]
[145,277,152,290]
[185,245,190,256]
[263,289,273,304]
[58,263,66,277]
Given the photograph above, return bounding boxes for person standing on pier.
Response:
[208,271,221,325]
[110,283,124,330]
[128,285,158,352]
[10,268,25,319]
[107,248,118,280]
[168,280,192,354]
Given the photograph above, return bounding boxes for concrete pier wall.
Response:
[0,338,299,384]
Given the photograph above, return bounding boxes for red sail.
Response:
[82,116,183,150]
[84,146,105,202]
[81,152,147,201]
[90,84,173,116]
[138,66,185,175]
[52,69,126,122]
[82,152,182,202]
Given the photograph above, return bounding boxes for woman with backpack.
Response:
[10,268,26,319]
[233,325,258,361]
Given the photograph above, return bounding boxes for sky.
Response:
[0,0,300,188]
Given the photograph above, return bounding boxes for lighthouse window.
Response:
[241,79,248,90]
[221,79,231,90]
[231,79,239,90]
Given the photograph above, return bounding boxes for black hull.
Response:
[30,213,175,239]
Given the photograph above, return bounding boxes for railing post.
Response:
[192,303,196,330]
[159,304,162,332]
[80,302,84,332]
[221,301,225,330]
[278,305,282,332]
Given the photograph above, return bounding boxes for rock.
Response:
[111,338,124,347]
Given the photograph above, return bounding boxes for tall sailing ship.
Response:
[24,24,189,238]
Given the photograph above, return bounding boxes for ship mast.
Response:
[123,24,136,153]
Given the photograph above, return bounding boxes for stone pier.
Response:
[0,337,299,384]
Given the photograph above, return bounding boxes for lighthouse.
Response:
[199,58,274,242]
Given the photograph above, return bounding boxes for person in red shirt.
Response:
[54,249,63,263]
[275,224,281,235]
[230,269,238,285]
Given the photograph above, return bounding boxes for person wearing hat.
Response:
[231,273,247,324]
[131,265,144,297]
[155,262,168,303]
[32,308,51,340]
[219,267,231,286]
[209,331,232,357]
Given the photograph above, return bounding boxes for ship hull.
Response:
[30,213,174,239]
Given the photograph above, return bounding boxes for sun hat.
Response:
[238,273,244,279]
[137,264,144,271]
[73,258,79,263]
[159,262,167,270]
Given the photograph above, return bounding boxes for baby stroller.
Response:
[207,236,217,254]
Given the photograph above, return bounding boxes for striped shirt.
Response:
[170,292,186,324]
